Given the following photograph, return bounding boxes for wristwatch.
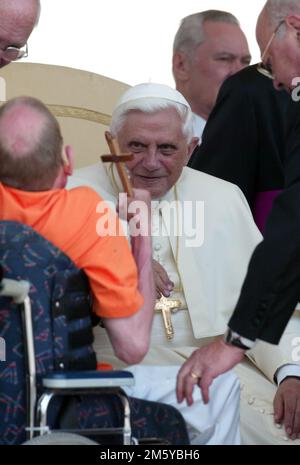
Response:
[224,328,255,351]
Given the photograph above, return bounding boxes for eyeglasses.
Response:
[0,43,28,62]
[257,20,285,80]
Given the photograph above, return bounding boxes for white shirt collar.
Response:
[192,113,207,140]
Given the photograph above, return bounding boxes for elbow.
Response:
[115,338,150,365]
[119,352,145,365]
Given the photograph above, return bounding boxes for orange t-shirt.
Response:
[0,183,143,319]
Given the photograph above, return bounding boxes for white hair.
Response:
[265,0,300,26]
[173,10,240,57]
[110,97,194,143]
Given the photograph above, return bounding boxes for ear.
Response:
[173,51,191,81]
[63,145,74,176]
[184,137,199,165]
[286,15,300,32]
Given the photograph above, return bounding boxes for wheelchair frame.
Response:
[0,277,133,445]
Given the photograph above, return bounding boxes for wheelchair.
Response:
[0,221,189,446]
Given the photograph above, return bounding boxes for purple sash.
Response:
[253,190,282,234]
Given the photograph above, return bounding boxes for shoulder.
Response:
[211,67,260,117]
[180,167,252,215]
[181,166,242,197]
[221,65,290,109]
[65,185,105,204]
[67,162,117,204]
[180,168,260,241]
[221,65,265,94]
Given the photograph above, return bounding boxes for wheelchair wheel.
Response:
[22,432,99,445]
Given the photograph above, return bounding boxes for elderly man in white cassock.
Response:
[68,83,299,445]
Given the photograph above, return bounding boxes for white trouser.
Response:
[125,365,240,445]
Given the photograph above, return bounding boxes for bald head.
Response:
[0,97,64,191]
[0,102,46,156]
[0,0,40,68]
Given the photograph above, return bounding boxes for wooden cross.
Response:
[155,295,182,340]
[101,131,134,196]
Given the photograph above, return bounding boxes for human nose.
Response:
[142,147,160,170]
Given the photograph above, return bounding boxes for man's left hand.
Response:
[176,338,245,405]
[152,259,174,299]
[274,377,300,440]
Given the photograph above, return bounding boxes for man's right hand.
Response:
[176,338,245,405]
[152,259,174,299]
[274,377,300,439]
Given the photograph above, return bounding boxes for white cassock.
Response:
[68,163,300,445]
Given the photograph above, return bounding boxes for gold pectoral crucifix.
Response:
[101,131,134,196]
[155,295,182,340]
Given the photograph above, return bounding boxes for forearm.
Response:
[100,188,155,364]
[130,234,155,339]
[104,235,155,365]
[247,309,300,382]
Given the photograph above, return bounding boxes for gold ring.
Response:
[189,371,201,380]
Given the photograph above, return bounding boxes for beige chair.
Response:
[0,62,129,168]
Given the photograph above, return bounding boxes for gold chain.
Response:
[170,184,183,294]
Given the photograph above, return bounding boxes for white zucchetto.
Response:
[114,83,191,111]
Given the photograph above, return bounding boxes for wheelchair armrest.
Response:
[0,278,30,303]
[42,370,135,389]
